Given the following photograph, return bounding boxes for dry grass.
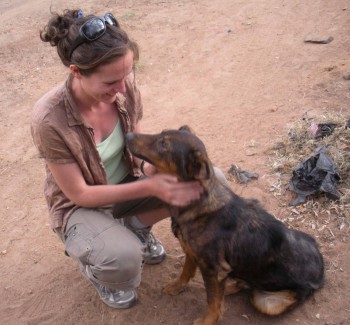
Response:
[268,111,350,238]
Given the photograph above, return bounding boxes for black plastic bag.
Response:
[289,146,340,206]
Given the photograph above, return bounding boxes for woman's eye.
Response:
[105,79,121,86]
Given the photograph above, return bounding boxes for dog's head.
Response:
[126,125,213,181]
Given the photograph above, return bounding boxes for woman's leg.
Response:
[63,207,143,308]
[113,175,169,265]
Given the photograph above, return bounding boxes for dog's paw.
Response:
[163,279,187,296]
[192,318,218,325]
[192,318,213,325]
[192,318,204,325]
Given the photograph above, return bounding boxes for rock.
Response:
[343,71,350,80]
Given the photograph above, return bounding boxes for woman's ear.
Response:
[69,65,82,79]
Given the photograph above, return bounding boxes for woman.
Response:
[31,9,203,309]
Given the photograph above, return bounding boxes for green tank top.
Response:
[96,121,128,184]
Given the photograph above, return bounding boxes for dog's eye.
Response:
[158,138,169,150]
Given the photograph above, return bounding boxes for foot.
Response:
[142,231,167,265]
[124,219,166,265]
[80,265,137,309]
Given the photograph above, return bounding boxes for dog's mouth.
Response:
[127,145,155,165]
[135,153,155,166]
[125,133,159,167]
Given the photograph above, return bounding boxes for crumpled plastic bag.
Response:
[289,146,341,206]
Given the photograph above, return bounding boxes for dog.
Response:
[125,126,324,325]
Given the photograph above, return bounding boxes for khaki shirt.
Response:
[31,72,143,231]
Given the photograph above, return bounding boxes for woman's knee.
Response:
[64,216,143,290]
[89,242,143,289]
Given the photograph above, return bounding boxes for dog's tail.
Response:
[251,289,298,316]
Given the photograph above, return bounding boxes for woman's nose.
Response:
[113,80,126,93]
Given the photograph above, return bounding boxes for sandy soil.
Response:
[1,0,349,324]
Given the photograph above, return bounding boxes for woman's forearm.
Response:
[72,179,152,208]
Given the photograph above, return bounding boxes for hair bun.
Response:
[40,9,81,46]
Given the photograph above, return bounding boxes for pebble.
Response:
[174,261,182,269]
[343,71,350,80]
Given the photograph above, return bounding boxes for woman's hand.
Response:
[145,174,203,206]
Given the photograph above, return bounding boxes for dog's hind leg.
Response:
[251,289,298,315]
[163,253,197,296]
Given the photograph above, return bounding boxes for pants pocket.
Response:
[64,224,93,264]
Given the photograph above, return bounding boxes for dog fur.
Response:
[125,126,324,325]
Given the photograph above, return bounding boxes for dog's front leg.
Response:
[163,253,197,295]
[193,271,224,325]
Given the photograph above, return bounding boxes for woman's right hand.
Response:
[146,174,203,207]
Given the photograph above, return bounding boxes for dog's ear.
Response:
[179,125,193,134]
[182,150,211,181]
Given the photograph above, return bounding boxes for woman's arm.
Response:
[47,161,203,208]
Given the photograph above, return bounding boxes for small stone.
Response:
[343,71,350,80]
[174,261,182,269]
[1,250,7,255]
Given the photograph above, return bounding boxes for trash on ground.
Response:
[228,165,259,184]
[310,122,339,139]
[289,146,341,206]
[304,34,334,44]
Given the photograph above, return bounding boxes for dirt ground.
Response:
[1,0,349,324]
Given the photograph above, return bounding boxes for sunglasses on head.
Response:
[69,13,119,59]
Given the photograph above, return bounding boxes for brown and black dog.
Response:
[125,126,324,325]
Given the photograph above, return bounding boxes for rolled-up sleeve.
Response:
[31,117,75,164]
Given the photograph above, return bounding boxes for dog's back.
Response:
[222,193,324,294]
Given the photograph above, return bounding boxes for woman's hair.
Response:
[40,9,139,76]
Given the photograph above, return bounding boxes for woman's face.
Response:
[77,49,134,104]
